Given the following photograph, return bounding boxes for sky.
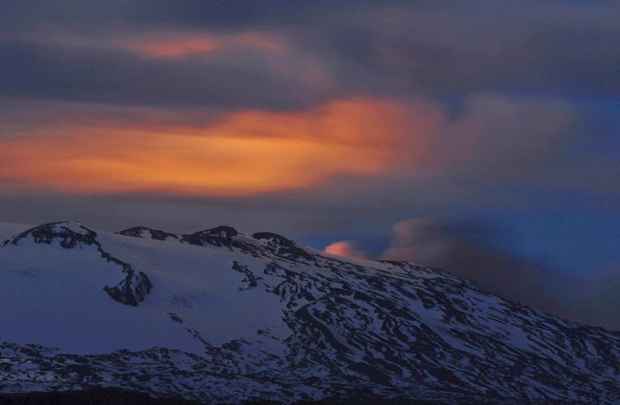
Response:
[0,1,619,328]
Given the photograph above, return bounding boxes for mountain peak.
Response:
[118,226,179,241]
[252,232,313,260]
[192,225,239,239]
[125,224,315,261]
[180,225,241,248]
[4,221,97,248]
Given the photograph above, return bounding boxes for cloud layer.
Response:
[0,98,438,195]
[0,94,587,198]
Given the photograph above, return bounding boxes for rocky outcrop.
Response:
[119,224,315,262]
[181,226,241,248]
[119,226,179,241]
[252,232,314,261]
[104,270,153,306]
[5,221,99,248]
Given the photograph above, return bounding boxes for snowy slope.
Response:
[0,221,619,404]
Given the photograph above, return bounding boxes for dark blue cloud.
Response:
[0,39,332,109]
[1,0,619,106]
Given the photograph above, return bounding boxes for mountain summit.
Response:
[0,221,618,404]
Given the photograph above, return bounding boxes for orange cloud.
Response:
[0,98,439,196]
[323,241,368,259]
[127,35,219,58]
[121,32,288,59]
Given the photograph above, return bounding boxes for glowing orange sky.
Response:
[122,32,287,59]
[0,99,439,196]
[32,31,288,59]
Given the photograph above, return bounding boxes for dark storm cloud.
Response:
[0,38,332,109]
[121,0,620,100]
[0,0,408,32]
[381,218,620,330]
[1,0,619,107]
[382,219,568,309]
[293,1,620,100]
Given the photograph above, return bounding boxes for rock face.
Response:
[119,226,179,241]
[6,222,152,306]
[252,232,314,261]
[0,222,619,404]
[6,221,99,248]
[180,226,243,249]
[122,225,316,262]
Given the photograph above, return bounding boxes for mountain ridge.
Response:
[0,221,618,404]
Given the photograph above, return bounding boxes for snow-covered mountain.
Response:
[0,221,619,404]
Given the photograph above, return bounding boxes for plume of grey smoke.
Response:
[381,218,620,330]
